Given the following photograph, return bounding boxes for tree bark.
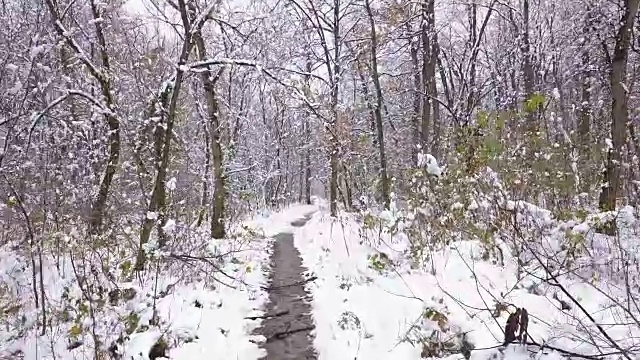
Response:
[364,0,390,209]
[409,29,421,165]
[193,32,227,239]
[420,0,432,152]
[521,0,537,133]
[598,0,640,234]
[302,61,313,204]
[428,0,441,159]
[136,0,205,270]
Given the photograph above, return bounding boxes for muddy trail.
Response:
[255,214,317,359]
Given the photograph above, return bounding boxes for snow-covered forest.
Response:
[1,0,640,359]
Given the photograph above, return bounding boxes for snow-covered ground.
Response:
[0,236,271,359]
[2,200,639,359]
[0,205,318,360]
[293,207,640,360]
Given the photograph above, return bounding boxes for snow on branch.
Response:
[52,20,104,82]
[187,58,330,124]
[190,2,220,36]
[189,58,260,69]
[27,90,114,148]
[188,58,328,84]
[43,0,105,83]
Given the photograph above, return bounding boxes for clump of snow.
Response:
[4,63,18,72]
[167,177,177,191]
[162,219,176,234]
[29,44,48,59]
[417,153,442,176]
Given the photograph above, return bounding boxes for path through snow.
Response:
[256,212,317,359]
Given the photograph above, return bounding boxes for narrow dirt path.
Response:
[256,214,317,359]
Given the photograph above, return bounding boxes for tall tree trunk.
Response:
[328,0,341,216]
[193,32,227,239]
[272,109,283,207]
[355,59,377,146]
[466,1,477,122]
[136,69,187,269]
[598,0,640,234]
[136,85,171,269]
[420,0,432,152]
[196,107,212,227]
[136,0,197,270]
[428,0,441,159]
[87,0,121,233]
[364,0,390,209]
[302,61,313,204]
[409,30,422,165]
[521,0,537,132]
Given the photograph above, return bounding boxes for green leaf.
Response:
[525,93,545,113]
[124,312,140,335]
[69,324,82,337]
[362,213,378,230]
[477,111,490,129]
[78,302,88,315]
[120,260,132,277]
[483,138,503,159]
[6,196,17,207]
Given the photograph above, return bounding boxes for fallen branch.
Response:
[268,325,315,341]
[244,310,289,320]
[261,276,318,291]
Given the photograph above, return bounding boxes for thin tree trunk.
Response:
[136,85,171,270]
[196,114,211,227]
[409,29,421,164]
[420,0,432,151]
[355,59,377,146]
[87,0,121,233]
[521,0,537,132]
[428,0,441,159]
[364,0,390,209]
[193,32,227,239]
[329,0,341,216]
[136,0,197,270]
[466,1,477,122]
[299,60,313,204]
